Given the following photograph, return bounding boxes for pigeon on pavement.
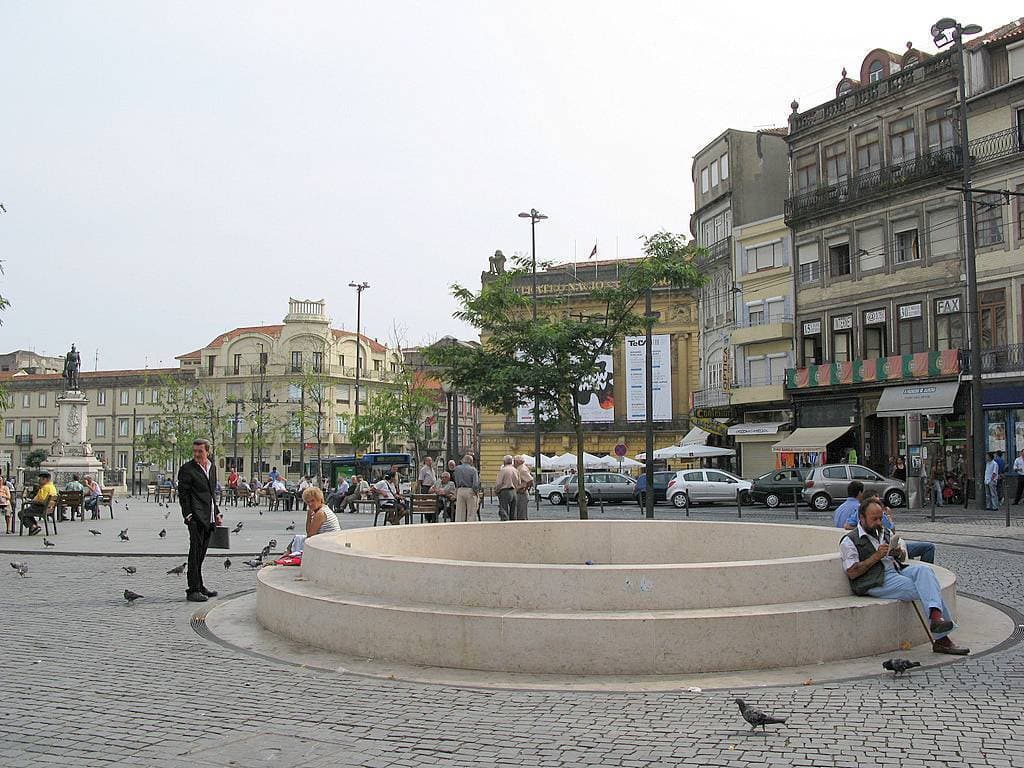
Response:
[164,508,171,520]
[118,529,130,542]
[285,522,295,531]
[123,589,143,604]
[166,563,186,576]
[883,658,921,677]
[10,561,27,570]
[224,558,232,570]
[15,563,29,577]
[232,522,243,534]
[243,558,263,570]
[122,566,137,576]
[89,529,102,535]
[43,538,55,547]
[260,545,271,559]
[268,539,278,549]
[158,529,166,538]
[735,699,787,732]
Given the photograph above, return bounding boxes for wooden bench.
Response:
[144,483,158,502]
[57,490,84,522]
[19,495,58,536]
[408,493,441,524]
[100,488,115,519]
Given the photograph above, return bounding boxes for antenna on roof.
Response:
[94,349,99,371]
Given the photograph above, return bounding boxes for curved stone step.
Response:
[257,565,957,676]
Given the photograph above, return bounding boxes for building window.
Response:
[258,351,268,372]
[765,298,786,322]
[720,153,729,179]
[312,351,324,373]
[19,420,30,436]
[150,388,159,404]
[4,420,13,438]
[823,140,848,185]
[700,167,709,193]
[207,356,216,377]
[118,418,130,437]
[117,451,129,469]
[136,389,145,404]
[863,309,887,359]
[291,351,302,372]
[889,116,916,164]
[855,130,881,173]
[746,303,765,326]
[829,242,851,277]
[335,416,348,436]
[838,80,853,96]
[36,419,46,438]
[980,289,1007,349]
[893,228,920,264]
[21,393,30,408]
[233,354,242,375]
[801,320,823,366]
[710,159,719,187]
[746,356,767,385]
[120,390,130,406]
[831,316,853,362]
[869,60,884,82]
[358,387,367,404]
[797,243,820,284]
[928,207,960,258]
[336,384,351,403]
[897,303,925,354]
[1017,184,1024,239]
[287,384,302,403]
[338,354,345,368]
[95,419,106,438]
[795,152,818,193]
[745,241,783,273]
[373,359,382,372]
[856,226,885,271]
[38,392,47,408]
[925,104,955,151]
[134,417,145,435]
[97,389,106,406]
[975,193,1004,247]
[935,297,964,351]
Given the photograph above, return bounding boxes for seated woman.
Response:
[430,471,457,522]
[286,487,341,556]
[83,474,102,520]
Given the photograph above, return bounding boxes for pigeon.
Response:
[10,561,26,570]
[15,563,28,577]
[285,522,295,531]
[164,508,171,520]
[166,562,186,576]
[123,589,143,604]
[158,529,166,538]
[43,538,55,547]
[243,558,263,570]
[122,566,137,576]
[89,529,102,536]
[224,558,232,570]
[119,529,130,542]
[232,522,243,534]
[260,545,271,559]
[735,699,787,732]
[268,539,278,549]
[883,658,921,677]
[125,505,129,511]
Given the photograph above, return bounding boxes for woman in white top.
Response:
[303,487,341,537]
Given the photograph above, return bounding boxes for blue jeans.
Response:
[866,563,955,640]
[906,540,935,563]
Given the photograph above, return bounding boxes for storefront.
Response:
[772,425,854,468]
[983,384,1024,458]
[728,422,789,477]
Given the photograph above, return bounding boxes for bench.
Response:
[57,490,84,522]
[100,488,115,519]
[144,483,158,502]
[408,493,441,524]
[19,495,58,536]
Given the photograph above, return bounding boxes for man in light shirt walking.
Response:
[452,454,480,522]
[495,455,518,521]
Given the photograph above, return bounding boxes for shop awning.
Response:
[680,426,711,445]
[772,426,852,454]
[875,381,960,418]
[727,422,787,437]
[983,385,1024,408]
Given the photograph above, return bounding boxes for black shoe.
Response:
[200,588,218,597]
[186,592,208,602]
[930,618,955,634]
[933,639,970,655]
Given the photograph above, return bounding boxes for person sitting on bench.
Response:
[23,470,58,535]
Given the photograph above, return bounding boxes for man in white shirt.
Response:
[417,456,436,494]
[1012,448,1024,505]
[984,452,1000,511]
[839,497,968,655]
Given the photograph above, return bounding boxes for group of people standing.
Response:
[416,454,484,522]
[494,454,533,521]
[984,448,1024,511]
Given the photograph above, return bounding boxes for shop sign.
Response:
[935,297,960,315]
[689,416,729,436]
[802,320,821,336]
[864,309,886,325]
[832,315,853,331]
[898,303,922,320]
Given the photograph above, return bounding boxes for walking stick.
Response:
[910,601,934,644]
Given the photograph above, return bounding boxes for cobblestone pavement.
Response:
[3,499,1024,767]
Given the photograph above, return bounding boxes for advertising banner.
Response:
[625,334,672,421]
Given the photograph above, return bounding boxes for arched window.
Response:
[869,60,884,83]
[838,80,853,96]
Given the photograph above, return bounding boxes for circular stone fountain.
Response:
[255,520,959,677]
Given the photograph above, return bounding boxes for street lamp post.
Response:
[518,208,548,510]
[932,17,985,510]
[349,281,370,451]
[644,290,657,519]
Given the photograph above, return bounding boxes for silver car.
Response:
[665,469,753,508]
[565,472,637,504]
[801,464,906,511]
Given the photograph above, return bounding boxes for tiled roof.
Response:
[331,328,387,353]
[0,367,186,384]
[758,126,789,137]
[969,18,1024,48]
[176,324,387,360]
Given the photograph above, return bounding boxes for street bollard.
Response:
[793,491,799,521]
[684,491,690,518]
[736,492,742,519]
[930,482,936,523]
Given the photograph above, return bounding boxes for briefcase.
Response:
[209,525,230,550]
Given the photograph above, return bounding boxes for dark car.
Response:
[749,468,809,508]
[632,471,677,506]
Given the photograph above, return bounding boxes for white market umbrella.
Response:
[655,444,735,460]
[521,454,558,470]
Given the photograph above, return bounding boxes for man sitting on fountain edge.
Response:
[839,496,969,656]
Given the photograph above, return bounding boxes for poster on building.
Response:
[625,335,672,421]
[515,344,614,423]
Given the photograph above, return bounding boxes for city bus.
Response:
[311,453,414,490]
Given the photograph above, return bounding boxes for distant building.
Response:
[0,350,63,375]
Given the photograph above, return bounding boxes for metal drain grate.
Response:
[1013,623,1024,640]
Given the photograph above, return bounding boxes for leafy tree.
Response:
[289,339,331,481]
[428,232,705,518]
[25,448,48,468]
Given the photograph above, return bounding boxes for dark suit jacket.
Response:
[178,459,220,528]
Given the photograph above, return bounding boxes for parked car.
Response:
[565,472,637,504]
[632,470,677,506]
[537,475,572,505]
[749,468,810,508]
[665,469,753,508]
[801,464,906,511]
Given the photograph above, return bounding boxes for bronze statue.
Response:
[63,344,81,390]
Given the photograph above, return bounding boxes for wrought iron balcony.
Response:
[961,344,1024,375]
[695,236,732,267]
[692,386,730,409]
[14,435,32,445]
[968,126,1024,165]
[785,146,962,224]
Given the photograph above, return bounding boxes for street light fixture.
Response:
[518,208,548,511]
[348,281,370,451]
[933,17,985,510]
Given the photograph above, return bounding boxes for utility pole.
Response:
[518,208,548,510]
[232,399,240,474]
[349,281,370,452]
[298,384,306,476]
[644,289,656,519]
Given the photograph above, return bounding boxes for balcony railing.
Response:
[14,435,31,445]
[968,126,1024,166]
[734,314,793,329]
[962,344,1024,375]
[695,236,732,267]
[207,363,399,382]
[692,386,730,409]
[785,146,961,224]
[732,372,788,388]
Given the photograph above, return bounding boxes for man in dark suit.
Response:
[178,437,223,602]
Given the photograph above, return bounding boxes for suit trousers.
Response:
[186,519,213,594]
[515,491,529,520]
[455,488,477,522]
[496,488,516,521]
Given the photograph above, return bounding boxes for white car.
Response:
[537,475,572,505]
[666,469,753,508]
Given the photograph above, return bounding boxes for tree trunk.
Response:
[573,404,588,520]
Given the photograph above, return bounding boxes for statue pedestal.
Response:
[41,389,104,487]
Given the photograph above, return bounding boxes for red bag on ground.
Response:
[274,554,302,566]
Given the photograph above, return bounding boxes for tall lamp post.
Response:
[518,207,548,510]
[349,281,370,451]
[644,290,657,519]
[932,17,985,510]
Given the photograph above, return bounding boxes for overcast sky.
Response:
[1,1,1018,369]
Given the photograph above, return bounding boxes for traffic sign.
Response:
[614,443,627,457]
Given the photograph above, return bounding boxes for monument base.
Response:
[41,456,105,488]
